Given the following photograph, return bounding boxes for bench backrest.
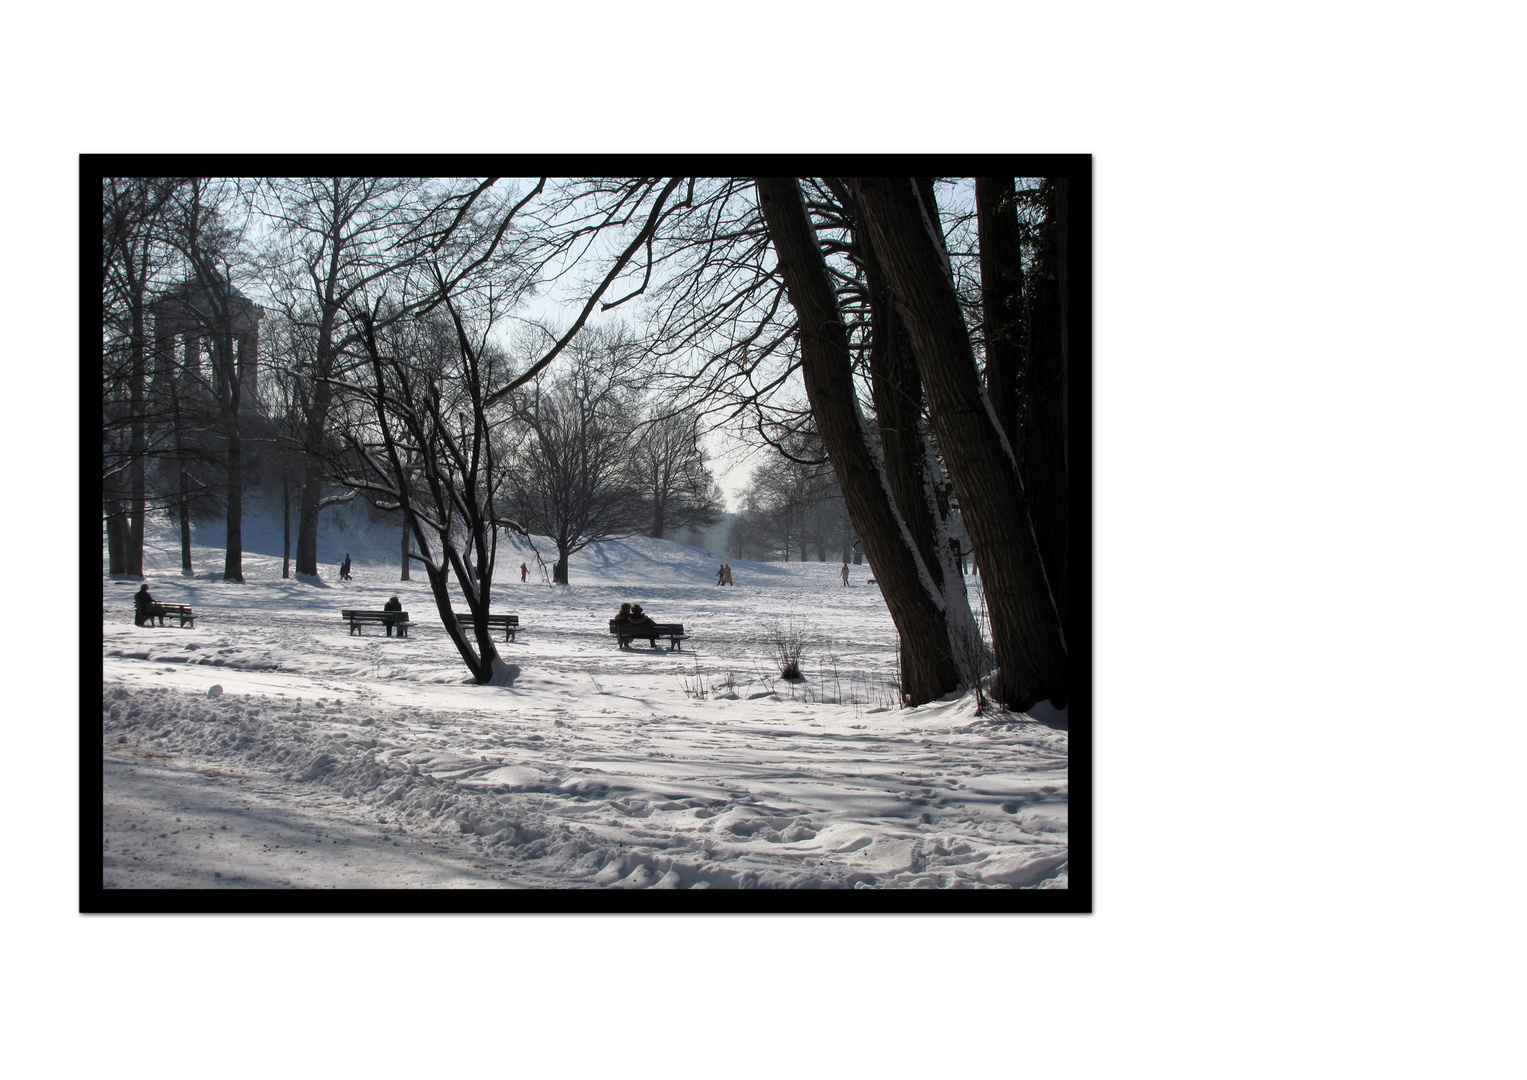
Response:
[342,609,407,618]
[457,613,518,624]
[609,620,682,633]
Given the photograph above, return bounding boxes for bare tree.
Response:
[754,177,964,704]
[628,404,723,540]
[850,176,1067,710]
[339,301,526,684]
[254,177,447,580]
[500,328,644,584]
[102,176,191,576]
[151,177,261,583]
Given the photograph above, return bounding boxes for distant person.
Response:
[717,563,726,586]
[340,554,352,581]
[383,595,404,637]
[520,562,528,583]
[628,603,658,647]
[723,564,734,586]
[841,562,849,587]
[133,583,164,627]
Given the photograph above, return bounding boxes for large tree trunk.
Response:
[851,177,1066,711]
[861,205,981,679]
[754,177,961,706]
[105,490,128,576]
[220,328,244,583]
[224,425,244,582]
[976,177,1024,452]
[125,270,148,578]
[651,489,666,540]
[295,314,337,579]
[863,224,945,584]
[178,469,194,576]
[1020,179,1068,632]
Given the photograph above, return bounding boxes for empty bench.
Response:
[341,609,411,637]
[138,603,196,628]
[609,619,687,650]
[159,604,197,628]
[455,612,521,642]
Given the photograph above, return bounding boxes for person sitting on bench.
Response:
[627,603,658,647]
[134,584,164,627]
[383,595,404,637]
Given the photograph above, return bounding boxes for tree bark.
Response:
[219,326,244,583]
[851,177,1066,710]
[754,177,961,706]
[124,263,148,578]
[105,489,128,576]
[1021,179,1068,632]
[224,423,244,582]
[976,177,1024,452]
[294,358,333,578]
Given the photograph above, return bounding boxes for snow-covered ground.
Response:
[99,513,1070,895]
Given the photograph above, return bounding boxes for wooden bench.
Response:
[455,612,521,642]
[158,603,197,628]
[137,603,196,628]
[341,609,411,637]
[609,619,687,650]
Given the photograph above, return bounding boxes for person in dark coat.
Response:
[717,563,726,586]
[383,595,403,637]
[627,603,658,647]
[133,583,164,627]
[613,601,633,647]
[341,555,352,580]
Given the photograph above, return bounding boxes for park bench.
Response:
[158,603,197,628]
[138,603,197,628]
[609,619,687,650]
[341,609,411,637]
[455,612,521,642]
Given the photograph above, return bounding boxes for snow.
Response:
[98,510,1070,897]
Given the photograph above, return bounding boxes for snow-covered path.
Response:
[99,527,1069,892]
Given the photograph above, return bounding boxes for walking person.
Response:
[520,562,528,583]
[841,562,849,587]
[717,563,726,586]
[341,554,352,581]
[722,564,734,586]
